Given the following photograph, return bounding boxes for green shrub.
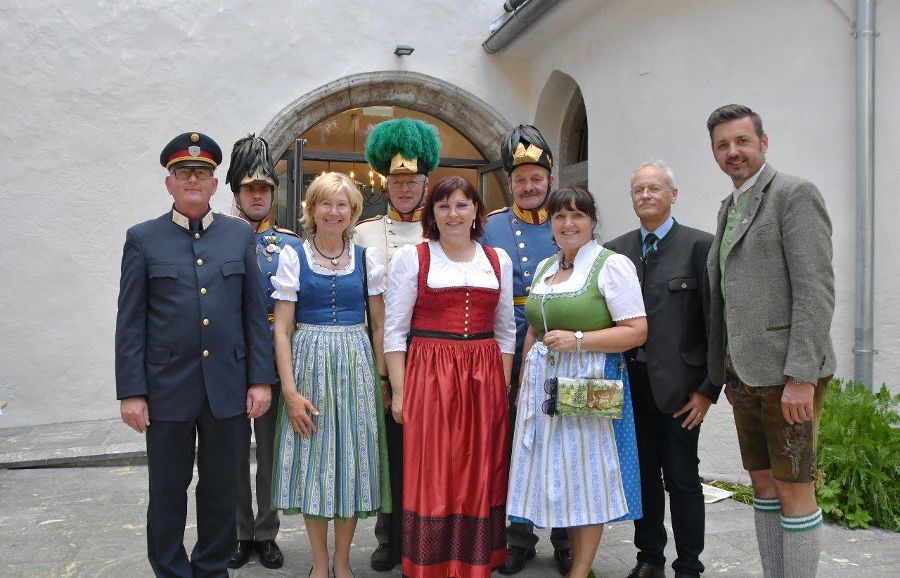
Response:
[815,379,900,531]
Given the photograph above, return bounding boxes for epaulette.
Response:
[356,215,384,225]
[273,226,299,237]
[486,207,510,217]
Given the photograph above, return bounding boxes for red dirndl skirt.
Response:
[401,335,509,578]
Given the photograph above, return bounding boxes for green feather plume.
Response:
[364,118,441,175]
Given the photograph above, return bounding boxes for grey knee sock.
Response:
[753,497,784,578]
[782,508,823,578]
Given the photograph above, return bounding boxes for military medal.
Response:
[262,235,282,254]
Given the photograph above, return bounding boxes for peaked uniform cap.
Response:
[365,118,441,176]
[160,132,222,169]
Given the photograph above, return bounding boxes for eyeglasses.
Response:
[172,167,214,181]
[388,178,426,191]
[629,185,668,197]
[434,201,474,214]
[542,377,559,416]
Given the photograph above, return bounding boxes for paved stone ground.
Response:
[1,415,897,577]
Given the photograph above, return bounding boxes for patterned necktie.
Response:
[643,232,658,257]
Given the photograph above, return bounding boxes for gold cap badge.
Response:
[190,133,200,143]
[513,143,546,166]
[389,153,419,174]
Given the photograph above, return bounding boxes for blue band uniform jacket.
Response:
[481,206,555,361]
[253,223,302,321]
[115,210,276,421]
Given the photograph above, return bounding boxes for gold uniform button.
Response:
[194,233,201,239]
[196,258,204,266]
[200,288,207,295]
[202,350,209,358]
[202,318,210,326]
[523,271,531,277]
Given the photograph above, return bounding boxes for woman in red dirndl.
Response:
[384,177,516,578]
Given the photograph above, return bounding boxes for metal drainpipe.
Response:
[854,0,876,390]
[483,0,561,54]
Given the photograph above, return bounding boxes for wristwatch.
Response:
[574,331,584,353]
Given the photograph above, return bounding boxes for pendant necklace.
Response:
[313,235,345,266]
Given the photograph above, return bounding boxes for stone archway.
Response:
[261,71,512,165]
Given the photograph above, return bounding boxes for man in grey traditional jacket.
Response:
[706,104,835,578]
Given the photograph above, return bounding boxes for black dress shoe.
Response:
[498,546,536,575]
[370,543,396,571]
[626,562,665,578]
[255,540,284,569]
[228,540,253,569]
[554,548,573,575]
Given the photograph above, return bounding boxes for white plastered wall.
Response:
[520,0,899,394]
[0,1,532,427]
[1,0,897,429]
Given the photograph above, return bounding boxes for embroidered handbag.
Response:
[555,375,624,419]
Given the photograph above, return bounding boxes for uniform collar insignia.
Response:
[513,142,544,166]
[387,206,424,223]
[512,203,549,225]
[171,207,215,231]
[255,219,272,234]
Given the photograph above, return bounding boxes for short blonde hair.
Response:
[301,172,364,238]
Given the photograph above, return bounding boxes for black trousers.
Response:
[373,411,404,563]
[145,402,246,578]
[630,363,705,576]
[236,386,280,541]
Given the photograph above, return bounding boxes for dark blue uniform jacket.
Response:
[115,211,275,421]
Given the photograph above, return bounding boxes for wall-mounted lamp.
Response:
[394,44,415,56]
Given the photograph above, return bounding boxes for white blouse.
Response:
[384,241,516,354]
[270,240,386,301]
[530,240,646,322]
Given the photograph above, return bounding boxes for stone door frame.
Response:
[261,71,512,167]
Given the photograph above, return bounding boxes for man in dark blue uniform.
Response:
[116,132,275,578]
[224,134,300,570]
[481,125,571,575]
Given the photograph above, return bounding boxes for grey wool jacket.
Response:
[706,164,836,387]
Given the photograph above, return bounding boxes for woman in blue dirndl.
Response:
[271,173,390,578]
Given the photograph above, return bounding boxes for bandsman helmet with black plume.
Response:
[226,134,279,194]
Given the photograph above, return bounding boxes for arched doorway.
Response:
[534,70,589,189]
[260,71,513,232]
